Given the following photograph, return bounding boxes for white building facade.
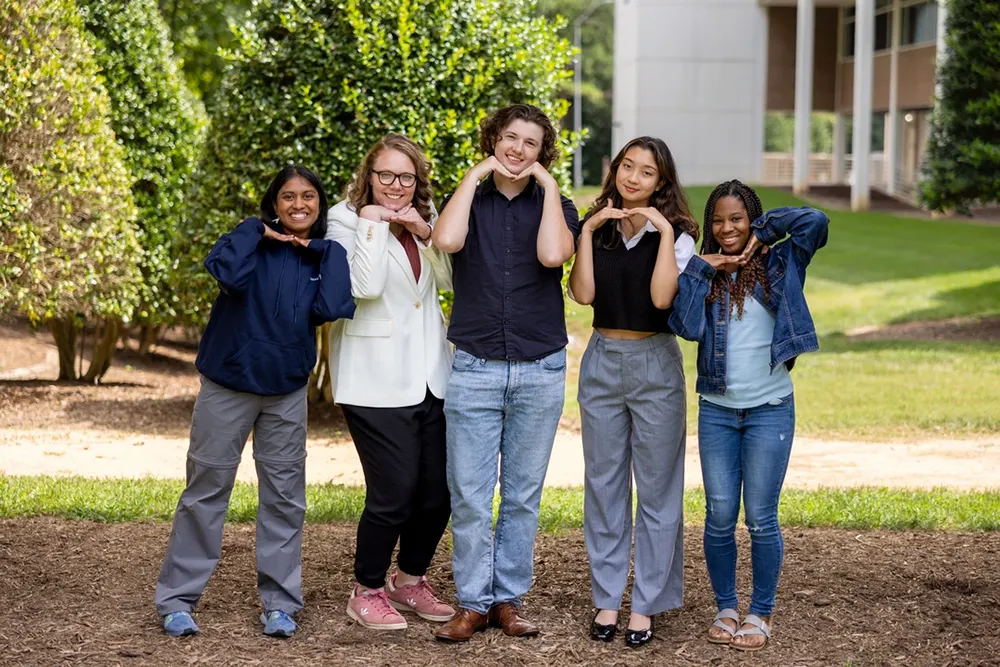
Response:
[612,0,946,210]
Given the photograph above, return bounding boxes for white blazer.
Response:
[325,200,453,408]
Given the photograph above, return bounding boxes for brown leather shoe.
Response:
[488,602,539,637]
[434,608,488,642]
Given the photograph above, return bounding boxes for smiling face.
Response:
[711,195,751,255]
[275,176,319,237]
[615,146,662,207]
[370,148,417,212]
[493,118,544,175]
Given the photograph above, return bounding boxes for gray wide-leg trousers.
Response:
[155,376,308,617]
[579,331,686,616]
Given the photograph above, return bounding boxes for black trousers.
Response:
[340,388,451,589]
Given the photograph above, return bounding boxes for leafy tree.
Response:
[177,0,576,329]
[920,0,1000,213]
[78,0,207,352]
[764,112,835,153]
[156,0,252,103]
[0,0,142,382]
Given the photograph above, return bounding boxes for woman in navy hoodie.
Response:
[155,165,355,639]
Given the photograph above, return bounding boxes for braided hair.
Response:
[585,136,698,250]
[701,180,769,318]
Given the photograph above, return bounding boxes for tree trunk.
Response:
[48,318,79,381]
[81,318,121,384]
[137,323,163,356]
[308,323,333,403]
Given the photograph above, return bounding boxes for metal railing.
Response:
[762,152,918,203]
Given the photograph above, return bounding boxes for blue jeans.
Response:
[698,394,795,617]
[444,347,566,614]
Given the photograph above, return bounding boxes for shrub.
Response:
[176,0,576,326]
[78,0,207,344]
[919,0,1000,213]
[0,0,142,381]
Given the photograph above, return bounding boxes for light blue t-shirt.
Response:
[702,291,793,409]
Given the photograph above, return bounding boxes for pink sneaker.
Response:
[347,585,408,630]
[386,574,456,622]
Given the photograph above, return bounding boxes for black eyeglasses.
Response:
[374,170,417,187]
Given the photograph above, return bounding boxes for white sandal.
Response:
[731,614,771,651]
[707,608,739,644]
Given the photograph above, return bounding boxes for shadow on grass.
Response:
[888,279,1000,325]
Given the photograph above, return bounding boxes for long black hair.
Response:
[701,179,768,318]
[259,165,329,239]
[584,136,698,250]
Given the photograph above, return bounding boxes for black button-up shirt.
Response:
[442,177,580,361]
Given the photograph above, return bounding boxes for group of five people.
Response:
[153,103,829,652]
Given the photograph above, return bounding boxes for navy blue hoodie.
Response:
[195,217,356,396]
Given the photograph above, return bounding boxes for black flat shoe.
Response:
[624,616,654,648]
[589,612,617,642]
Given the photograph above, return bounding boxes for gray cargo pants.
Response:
[155,375,308,617]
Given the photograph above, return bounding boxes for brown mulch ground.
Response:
[1,520,998,666]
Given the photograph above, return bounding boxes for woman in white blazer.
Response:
[326,134,455,632]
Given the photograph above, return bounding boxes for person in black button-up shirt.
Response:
[432,104,580,642]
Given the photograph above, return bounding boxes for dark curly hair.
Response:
[701,180,769,318]
[347,133,434,222]
[584,136,698,250]
[479,104,558,169]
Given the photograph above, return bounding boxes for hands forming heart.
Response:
[263,223,312,247]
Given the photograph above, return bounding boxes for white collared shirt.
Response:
[619,221,696,272]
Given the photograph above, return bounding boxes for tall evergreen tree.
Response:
[920,0,1000,213]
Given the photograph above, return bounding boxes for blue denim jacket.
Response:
[668,207,830,395]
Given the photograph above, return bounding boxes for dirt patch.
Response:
[0,320,350,441]
[0,519,997,666]
[846,316,1000,344]
[0,321,52,374]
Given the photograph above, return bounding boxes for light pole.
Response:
[573,0,614,190]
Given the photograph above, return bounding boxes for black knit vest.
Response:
[591,230,674,333]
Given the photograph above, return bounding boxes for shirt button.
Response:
[505,271,510,275]
[506,227,511,231]
[414,301,422,309]
[506,249,510,253]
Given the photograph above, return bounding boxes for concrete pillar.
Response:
[852,0,875,211]
[833,112,847,183]
[792,0,815,195]
[886,0,902,194]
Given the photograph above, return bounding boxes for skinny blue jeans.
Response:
[698,393,794,616]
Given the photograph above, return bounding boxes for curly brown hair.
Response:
[479,104,559,169]
[347,134,434,221]
[585,136,699,250]
[701,180,769,319]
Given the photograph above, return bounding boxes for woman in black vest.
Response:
[568,136,698,648]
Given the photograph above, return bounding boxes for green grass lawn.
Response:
[562,186,1000,439]
[4,475,998,531]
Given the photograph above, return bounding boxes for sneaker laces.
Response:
[358,587,399,619]
[404,578,441,605]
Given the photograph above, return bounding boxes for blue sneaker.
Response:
[261,610,297,638]
[163,611,199,637]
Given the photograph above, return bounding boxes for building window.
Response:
[843,1,895,58]
[902,1,938,46]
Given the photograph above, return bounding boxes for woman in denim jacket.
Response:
[668,181,829,652]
